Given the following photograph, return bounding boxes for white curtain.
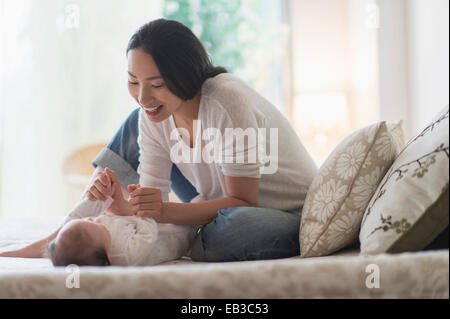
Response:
[0,0,163,217]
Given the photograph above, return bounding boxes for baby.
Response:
[47,170,200,266]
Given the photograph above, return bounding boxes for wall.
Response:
[377,0,410,137]
[406,0,449,138]
[377,0,449,140]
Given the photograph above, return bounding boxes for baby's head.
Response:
[47,219,112,266]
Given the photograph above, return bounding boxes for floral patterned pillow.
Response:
[359,106,449,255]
[299,121,404,258]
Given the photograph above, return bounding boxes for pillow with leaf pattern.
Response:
[359,106,449,255]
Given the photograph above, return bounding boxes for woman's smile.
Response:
[144,104,164,117]
[145,104,163,112]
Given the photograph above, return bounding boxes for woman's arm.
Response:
[160,197,250,225]
[132,176,259,225]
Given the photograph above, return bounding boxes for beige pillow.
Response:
[299,121,404,258]
[359,106,449,255]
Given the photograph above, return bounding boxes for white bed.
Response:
[0,215,448,298]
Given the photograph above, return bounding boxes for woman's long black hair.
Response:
[126,18,227,101]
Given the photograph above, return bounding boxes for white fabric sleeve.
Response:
[137,109,172,202]
[124,217,159,265]
[63,196,114,225]
[215,102,266,179]
[190,194,207,203]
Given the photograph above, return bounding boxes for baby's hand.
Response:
[103,168,115,197]
[103,170,134,216]
[127,184,141,194]
[86,167,114,201]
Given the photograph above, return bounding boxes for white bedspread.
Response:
[0,215,448,298]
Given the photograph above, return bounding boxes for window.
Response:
[163,0,287,112]
[290,0,380,165]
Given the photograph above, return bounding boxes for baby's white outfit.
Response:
[63,196,200,266]
[93,214,197,266]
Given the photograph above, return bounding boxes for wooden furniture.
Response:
[62,143,107,189]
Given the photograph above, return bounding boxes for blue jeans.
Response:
[92,108,301,261]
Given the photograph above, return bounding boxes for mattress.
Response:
[0,215,448,298]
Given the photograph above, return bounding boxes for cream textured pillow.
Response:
[299,121,404,258]
[359,106,449,255]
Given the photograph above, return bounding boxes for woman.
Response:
[1,19,317,262]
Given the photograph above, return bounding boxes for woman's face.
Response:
[127,49,184,123]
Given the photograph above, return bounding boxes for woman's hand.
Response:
[128,185,163,220]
